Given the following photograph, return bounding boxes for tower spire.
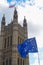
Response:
[23,16,27,27]
[1,14,6,33]
[23,16,27,38]
[1,14,5,25]
[13,7,18,19]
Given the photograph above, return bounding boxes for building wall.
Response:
[0,35,3,65]
[0,8,29,65]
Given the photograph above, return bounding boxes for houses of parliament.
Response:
[0,8,29,65]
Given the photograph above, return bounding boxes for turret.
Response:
[23,16,27,29]
[23,16,27,38]
[13,7,18,23]
[1,14,5,25]
[0,14,6,65]
[12,8,18,65]
[1,14,5,34]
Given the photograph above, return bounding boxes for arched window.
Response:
[3,56,5,65]
[20,59,22,65]
[4,38,6,48]
[7,37,9,47]
[23,60,24,65]
[18,58,19,65]
[6,59,8,65]
[3,61,4,65]
[10,36,12,47]
[9,58,12,65]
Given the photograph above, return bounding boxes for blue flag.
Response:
[18,37,38,58]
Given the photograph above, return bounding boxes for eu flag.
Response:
[17,37,38,58]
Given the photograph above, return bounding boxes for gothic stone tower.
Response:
[0,8,29,65]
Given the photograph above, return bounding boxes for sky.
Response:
[0,0,43,65]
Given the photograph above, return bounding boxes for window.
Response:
[3,56,5,65]
[23,60,24,65]
[9,58,12,65]
[20,38,21,43]
[18,36,19,44]
[18,37,22,44]
[20,38,22,43]
[18,58,19,65]
[6,59,8,65]
[3,61,4,65]
[10,36,12,47]
[4,38,6,48]
[20,59,22,65]
[7,37,9,47]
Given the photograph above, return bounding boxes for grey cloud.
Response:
[27,21,42,35]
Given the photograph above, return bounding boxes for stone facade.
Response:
[0,8,29,65]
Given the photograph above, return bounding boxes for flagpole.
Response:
[37,52,40,65]
[35,38,40,65]
[28,53,30,65]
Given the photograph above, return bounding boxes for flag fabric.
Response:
[9,4,15,8]
[17,37,38,58]
[7,0,16,8]
[7,0,26,8]
[9,3,16,8]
